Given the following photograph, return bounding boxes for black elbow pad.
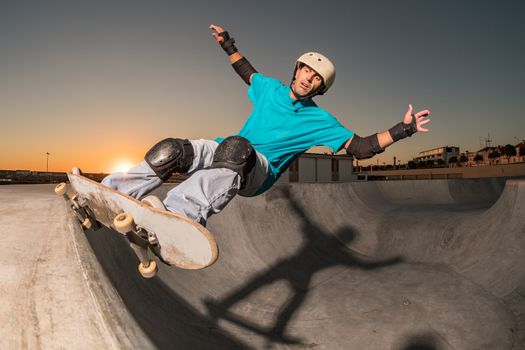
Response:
[346,134,385,160]
[232,57,257,85]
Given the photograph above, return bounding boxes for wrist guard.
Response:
[346,134,385,160]
[389,114,417,142]
[232,57,257,85]
[218,31,238,55]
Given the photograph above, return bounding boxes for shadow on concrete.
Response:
[396,332,445,350]
[203,186,403,347]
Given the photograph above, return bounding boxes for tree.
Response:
[426,159,435,168]
[499,144,516,164]
[448,156,458,167]
[473,154,483,164]
[436,159,445,167]
[489,150,500,159]
[408,160,417,169]
[520,146,525,157]
[501,144,517,157]
[460,154,468,163]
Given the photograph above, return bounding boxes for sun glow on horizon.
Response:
[111,161,135,174]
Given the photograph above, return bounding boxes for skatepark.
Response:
[1,178,524,349]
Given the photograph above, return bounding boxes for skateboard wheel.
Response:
[114,212,134,234]
[138,260,158,278]
[54,183,67,196]
[81,218,92,230]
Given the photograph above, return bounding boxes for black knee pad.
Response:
[145,138,194,181]
[211,136,256,187]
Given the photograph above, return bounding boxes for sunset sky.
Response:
[1,0,524,173]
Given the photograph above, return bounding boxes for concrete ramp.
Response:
[85,178,525,349]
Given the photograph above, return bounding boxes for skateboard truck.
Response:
[113,212,159,278]
[54,182,100,231]
[56,182,159,278]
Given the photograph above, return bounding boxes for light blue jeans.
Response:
[101,139,269,226]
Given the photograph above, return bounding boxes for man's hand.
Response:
[404,104,431,132]
[210,23,239,57]
[210,24,226,45]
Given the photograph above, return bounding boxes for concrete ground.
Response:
[1,178,524,349]
[0,185,153,349]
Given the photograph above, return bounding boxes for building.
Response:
[465,147,494,166]
[466,142,525,166]
[168,153,355,184]
[413,146,460,166]
[278,153,354,183]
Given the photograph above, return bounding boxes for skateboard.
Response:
[55,169,219,278]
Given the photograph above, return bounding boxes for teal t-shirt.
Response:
[217,73,354,195]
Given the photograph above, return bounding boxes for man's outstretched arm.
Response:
[345,104,431,159]
[210,24,257,85]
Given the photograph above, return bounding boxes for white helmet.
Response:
[294,52,336,95]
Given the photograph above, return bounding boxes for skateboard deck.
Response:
[55,170,218,277]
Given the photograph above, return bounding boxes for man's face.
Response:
[292,64,324,97]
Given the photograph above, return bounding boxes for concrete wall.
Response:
[362,163,525,180]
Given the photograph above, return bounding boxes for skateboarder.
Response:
[102,24,431,226]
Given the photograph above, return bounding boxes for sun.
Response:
[111,161,134,174]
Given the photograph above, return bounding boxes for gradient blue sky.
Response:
[1,0,524,172]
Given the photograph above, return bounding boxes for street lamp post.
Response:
[46,152,50,183]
